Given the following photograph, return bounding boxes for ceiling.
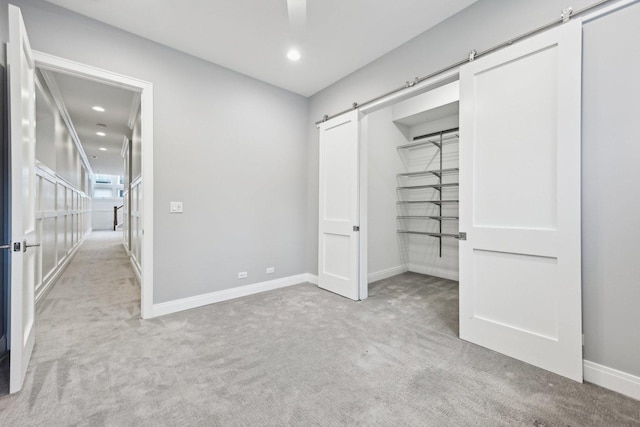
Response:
[42,0,477,97]
[46,70,138,176]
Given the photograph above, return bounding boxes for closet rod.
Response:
[315,0,615,125]
[413,127,459,141]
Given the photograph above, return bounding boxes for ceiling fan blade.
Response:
[287,0,307,28]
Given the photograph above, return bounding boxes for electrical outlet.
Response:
[266,267,275,274]
[238,272,247,279]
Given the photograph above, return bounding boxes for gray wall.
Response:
[3,0,638,379]
[307,0,594,275]
[582,2,640,377]
[308,0,640,378]
[2,0,309,303]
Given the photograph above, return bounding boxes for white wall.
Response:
[91,198,122,231]
[4,0,309,305]
[34,76,91,301]
[366,107,406,278]
[91,174,124,231]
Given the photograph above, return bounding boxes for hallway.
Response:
[0,232,140,412]
[1,232,639,426]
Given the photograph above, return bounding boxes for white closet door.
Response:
[318,111,360,300]
[459,22,583,381]
[8,5,38,393]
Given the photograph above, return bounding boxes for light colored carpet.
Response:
[0,231,639,426]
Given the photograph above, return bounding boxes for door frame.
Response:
[356,68,460,297]
[30,51,155,319]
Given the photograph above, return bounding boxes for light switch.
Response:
[170,201,183,213]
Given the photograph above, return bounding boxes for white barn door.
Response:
[318,111,360,300]
[8,5,38,393]
[459,22,583,381]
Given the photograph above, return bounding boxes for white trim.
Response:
[306,273,318,285]
[584,360,640,401]
[33,51,146,92]
[359,68,460,116]
[127,92,141,130]
[36,161,89,198]
[35,234,86,304]
[356,70,461,303]
[358,113,368,300]
[408,264,459,282]
[578,0,640,24]
[129,256,142,285]
[121,136,129,158]
[368,265,408,283]
[151,274,309,318]
[32,50,155,320]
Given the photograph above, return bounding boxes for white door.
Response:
[318,111,360,300]
[8,5,38,393]
[459,22,583,381]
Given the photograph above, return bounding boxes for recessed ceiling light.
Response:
[287,49,301,61]
[96,131,106,137]
[99,147,107,151]
[92,106,105,112]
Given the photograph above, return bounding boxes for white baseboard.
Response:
[368,265,408,283]
[129,257,141,287]
[306,273,318,285]
[151,273,310,318]
[584,360,640,401]
[408,263,459,281]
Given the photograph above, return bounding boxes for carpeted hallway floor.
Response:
[0,231,639,426]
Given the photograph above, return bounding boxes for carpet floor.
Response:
[0,231,639,426]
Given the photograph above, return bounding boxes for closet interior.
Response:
[367,81,460,284]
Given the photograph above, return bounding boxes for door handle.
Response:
[0,243,11,250]
[23,241,41,252]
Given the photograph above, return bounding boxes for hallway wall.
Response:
[0,0,310,305]
[34,76,91,301]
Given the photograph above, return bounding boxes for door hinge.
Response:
[353,226,360,232]
[458,232,467,241]
[13,242,21,252]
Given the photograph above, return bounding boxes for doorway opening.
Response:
[32,51,154,320]
[32,67,142,306]
[364,80,461,335]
